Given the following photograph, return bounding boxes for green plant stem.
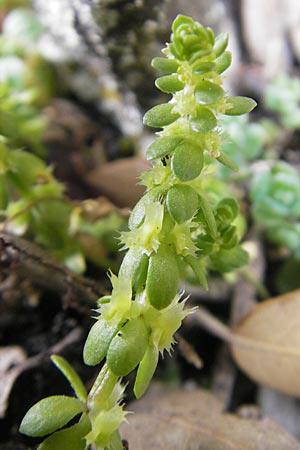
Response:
[239,266,270,299]
[87,363,118,409]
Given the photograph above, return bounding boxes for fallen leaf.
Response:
[86,156,149,208]
[0,346,26,417]
[0,329,83,419]
[231,290,300,396]
[120,385,300,449]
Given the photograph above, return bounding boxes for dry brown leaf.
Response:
[193,293,300,398]
[230,290,300,396]
[120,385,300,450]
[86,156,149,208]
[0,346,26,417]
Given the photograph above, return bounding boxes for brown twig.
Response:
[0,232,104,311]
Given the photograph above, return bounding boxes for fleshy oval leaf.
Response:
[171,142,203,181]
[172,13,195,31]
[215,50,232,73]
[143,103,180,128]
[217,151,238,172]
[51,355,87,402]
[189,46,212,63]
[221,225,239,250]
[37,415,90,450]
[190,107,217,132]
[134,344,159,399]
[210,246,249,273]
[151,56,179,73]
[224,96,257,116]
[199,195,218,239]
[167,184,199,224]
[192,61,216,74]
[119,247,147,281]
[20,396,84,437]
[146,136,182,161]
[128,188,160,230]
[83,318,117,366]
[213,32,229,57]
[107,317,149,376]
[146,244,179,310]
[10,150,48,187]
[119,248,149,292]
[185,255,208,290]
[155,74,184,93]
[195,80,224,105]
[216,198,239,221]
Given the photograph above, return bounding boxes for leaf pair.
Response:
[146,136,205,182]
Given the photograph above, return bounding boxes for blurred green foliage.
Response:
[0,6,124,273]
[264,74,300,128]
[217,74,300,258]
[251,161,300,256]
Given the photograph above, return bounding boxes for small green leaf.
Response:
[98,295,111,305]
[190,107,217,132]
[167,184,199,223]
[119,247,149,288]
[107,317,149,376]
[224,96,257,116]
[132,253,149,292]
[128,196,147,230]
[189,47,212,63]
[221,225,239,249]
[20,396,84,437]
[134,344,159,399]
[192,61,216,74]
[171,142,203,181]
[38,415,90,450]
[159,209,175,239]
[9,149,47,187]
[185,255,208,290]
[155,75,184,93]
[216,198,239,221]
[210,246,249,273]
[146,244,179,310]
[128,188,160,229]
[195,81,224,105]
[146,136,182,160]
[206,27,215,46]
[151,57,179,73]
[215,51,232,73]
[168,42,182,60]
[83,319,117,366]
[172,14,194,32]
[217,151,238,172]
[143,103,180,128]
[195,233,214,254]
[199,196,218,239]
[213,32,229,57]
[51,355,87,402]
